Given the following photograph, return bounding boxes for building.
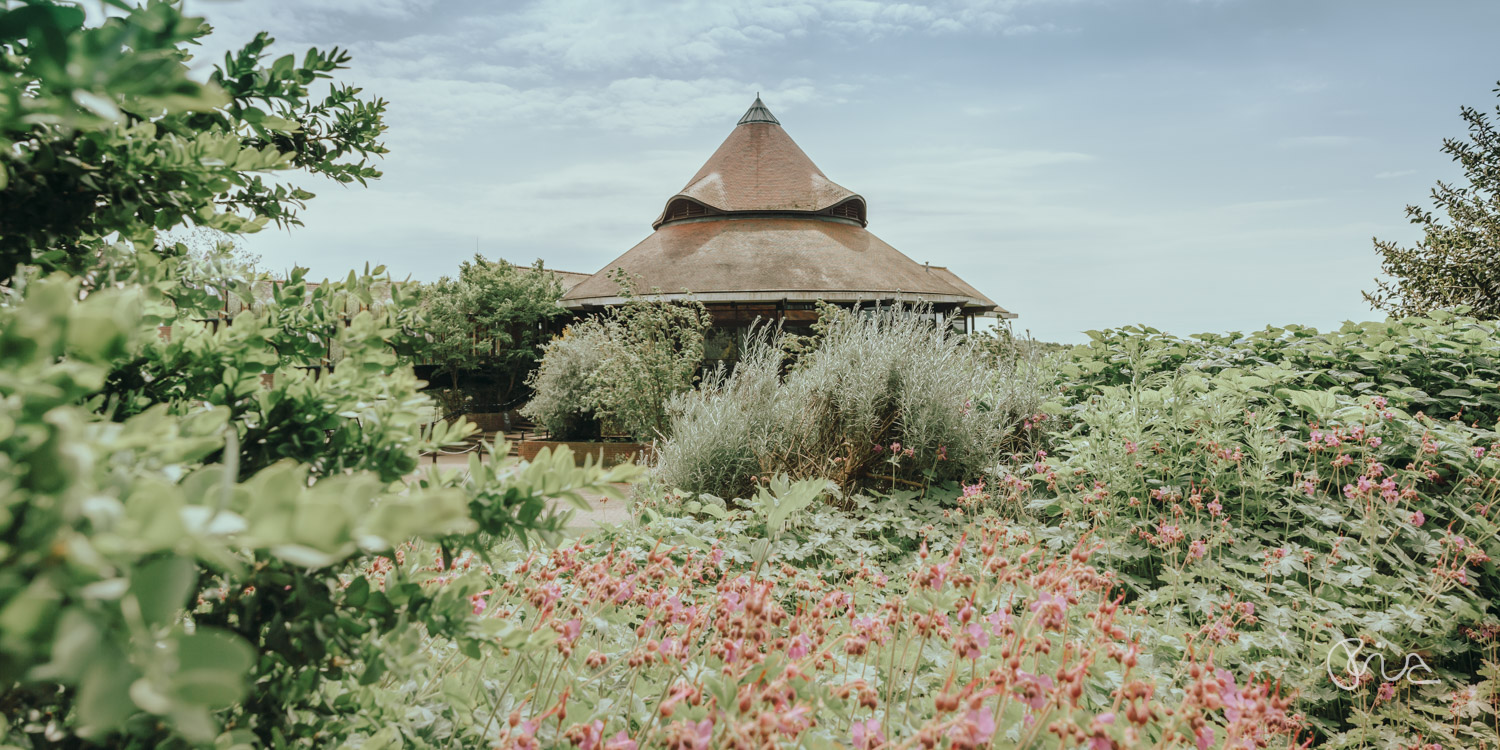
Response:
[560,97,1011,338]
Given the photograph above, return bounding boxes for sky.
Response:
[189,0,1500,343]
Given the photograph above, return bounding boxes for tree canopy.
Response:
[0,0,387,280]
[1367,81,1500,319]
[417,255,567,412]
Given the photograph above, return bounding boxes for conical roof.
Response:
[564,98,1009,317]
[652,97,862,226]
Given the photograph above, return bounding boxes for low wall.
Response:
[465,411,509,433]
[516,440,654,467]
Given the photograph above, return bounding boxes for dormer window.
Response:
[661,198,721,223]
[825,199,866,224]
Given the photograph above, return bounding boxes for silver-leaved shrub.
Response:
[658,305,1051,498]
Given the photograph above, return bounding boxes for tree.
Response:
[0,4,636,746]
[1367,81,1500,318]
[0,0,387,281]
[417,255,566,412]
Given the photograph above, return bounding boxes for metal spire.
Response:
[737,95,780,125]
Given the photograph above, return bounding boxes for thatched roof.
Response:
[548,269,592,293]
[651,96,862,227]
[563,98,1010,318]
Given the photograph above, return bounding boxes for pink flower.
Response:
[1476,446,1487,459]
[571,720,605,750]
[469,590,492,615]
[948,709,996,749]
[1029,592,1067,632]
[1195,725,1215,750]
[852,718,885,749]
[1410,510,1426,527]
[603,731,637,750]
[1088,713,1116,750]
[986,608,1013,635]
[1377,682,1396,702]
[961,622,990,659]
[1156,523,1185,544]
[1188,539,1207,560]
[1015,671,1055,709]
[787,634,811,659]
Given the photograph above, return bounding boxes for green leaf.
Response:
[170,629,256,708]
[131,556,197,627]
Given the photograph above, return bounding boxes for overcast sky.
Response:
[191,0,1500,343]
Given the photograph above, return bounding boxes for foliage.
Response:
[524,272,710,443]
[0,0,387,281]
[1040,319,1500,746]
[416,255,566,410]
[160,226,262,271]
[588,271,711,442]
[101,252,431,481]
[522,319,611,440]
[1367,81,1500,318]
[0,249,644,747]
[657,305,1051,499]
[1058,313,1500,428]
[601,476,964,572]
[0,6,641,747]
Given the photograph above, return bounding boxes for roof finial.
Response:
[738,95,780,126]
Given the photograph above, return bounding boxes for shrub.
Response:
[658,306,1052,498]
[0,6,640,746]
[522,320,610,440]
[1034,321,1500,746]
[587,275,712,442]
[1057,313,1500,427]
[524,275,711,443]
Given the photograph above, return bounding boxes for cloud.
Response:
[492,0,1070,71]
[358,74,829,149]
[1278,78,1330,94]
[1374,169,1417,179]
[1275,135,1361,149]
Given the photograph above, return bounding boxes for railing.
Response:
[418,401,545,464]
